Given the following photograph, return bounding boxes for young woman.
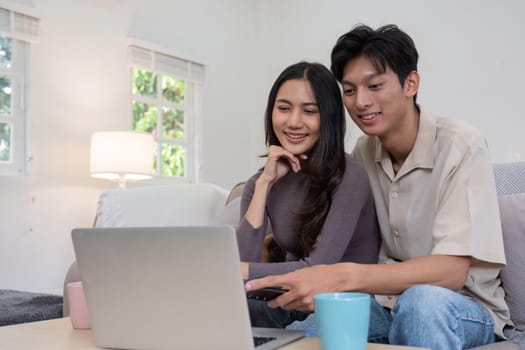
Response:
[237,61,380,327]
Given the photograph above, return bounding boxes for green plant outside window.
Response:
[0,36,12,69]
[0,122,11,162]
[0,75,12,116]
[132,68,186,177]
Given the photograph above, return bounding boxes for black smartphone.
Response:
[246,286,289,301]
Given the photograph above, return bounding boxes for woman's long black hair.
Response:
[264,61,346,259]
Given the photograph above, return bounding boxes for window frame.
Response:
[0,36,29,176]
[0,5,39,176]
[128,40,204,184]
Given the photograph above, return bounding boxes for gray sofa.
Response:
[64,164,525,349]
[63,182,234,316]
[472,162,525,349]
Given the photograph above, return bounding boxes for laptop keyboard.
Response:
[253,336,277,347]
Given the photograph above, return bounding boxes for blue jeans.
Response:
[287,285,496,350]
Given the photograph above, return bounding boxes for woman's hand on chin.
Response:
[260,146,308,185]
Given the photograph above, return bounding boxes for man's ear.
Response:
[404,70,419,98]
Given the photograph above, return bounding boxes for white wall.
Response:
[0,0,259,293]
[256,0,525,159]
[0,0,523,293]
[126,0,261,187]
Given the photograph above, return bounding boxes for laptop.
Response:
[71,225,304,350]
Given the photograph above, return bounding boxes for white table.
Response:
[0,317,428,349]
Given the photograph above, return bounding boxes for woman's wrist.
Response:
[255,175,273,191]
[244,176,272,228]
[241,262,249,280]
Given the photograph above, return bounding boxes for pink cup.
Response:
[67,281,91,329]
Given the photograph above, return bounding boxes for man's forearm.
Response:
[341,255,470,295]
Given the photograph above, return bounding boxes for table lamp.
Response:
[90,131,154,189]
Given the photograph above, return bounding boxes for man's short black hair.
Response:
[331,24,419,87]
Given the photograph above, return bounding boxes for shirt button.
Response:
[393,230,400,237]
[391,192,398,198]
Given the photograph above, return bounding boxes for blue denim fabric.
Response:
[286,285,496,350]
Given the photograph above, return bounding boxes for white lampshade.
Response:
[90,131,154,188]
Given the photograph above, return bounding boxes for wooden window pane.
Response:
[162,75,184,104]
[0,122,11,162]
[132,67,157,99]
[132,100,157,134]
[0,36,12,69]
[0,75,12,115]
[162,107,184,141]
[160,143,184,177]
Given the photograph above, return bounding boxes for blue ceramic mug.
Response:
[314,292,370,350]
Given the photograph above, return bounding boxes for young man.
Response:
[245,24,512,349]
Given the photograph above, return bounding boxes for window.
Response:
[128,43,204,182]
[0,7,39,176]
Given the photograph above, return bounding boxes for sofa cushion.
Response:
[95,184,229,227]
[212,196,241,228]
[499,193,525,331]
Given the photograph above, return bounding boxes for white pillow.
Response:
[95,184,228,227]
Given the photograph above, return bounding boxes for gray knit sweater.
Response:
[237,154,380,278]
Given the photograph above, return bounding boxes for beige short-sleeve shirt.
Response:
[353,108,511,336]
